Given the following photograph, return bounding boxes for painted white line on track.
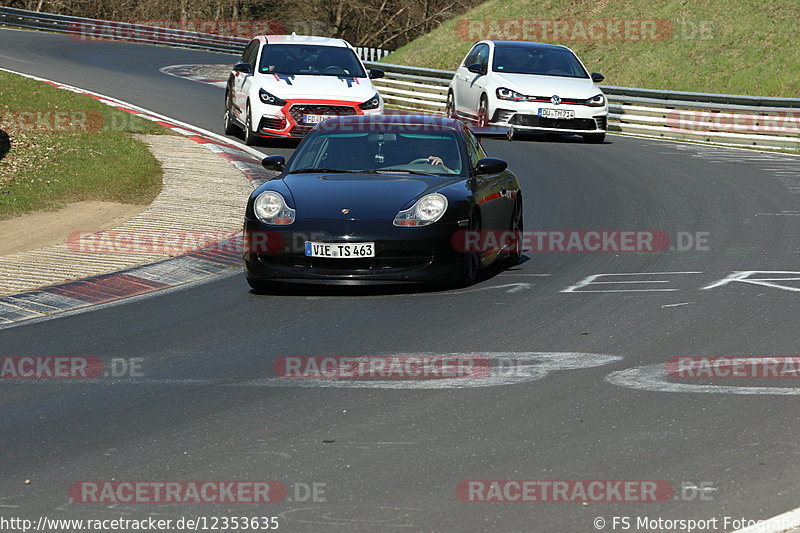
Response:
[0,66,266,161]
[730,506,800,533]
[606,363,800,396]
[0,352,622,390]
[240,352,622,389]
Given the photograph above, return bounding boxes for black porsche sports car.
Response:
[242,114,523,290]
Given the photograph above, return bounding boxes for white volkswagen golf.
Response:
[446,40,608,143]
[224,35,385,144]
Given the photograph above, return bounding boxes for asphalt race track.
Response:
[2,29,800,532]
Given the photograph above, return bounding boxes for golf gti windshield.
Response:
[286,130,465,175]
[492,44,589,78]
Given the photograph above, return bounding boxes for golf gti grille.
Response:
[509,114,598,130]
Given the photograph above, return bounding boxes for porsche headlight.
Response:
[359,92,381,110]
[393,193,448,227]
[254,191,295,225]
[496,87,526,101]
[259,89,287,106]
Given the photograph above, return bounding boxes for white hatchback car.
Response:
[224,35,385,144]
[446,40,608,142]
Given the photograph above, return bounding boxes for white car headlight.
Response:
[393,193,448,227]
[359,92,381,110]
[496,87,526,101]
[254,191,295,225]
[259,89,287,106]
[586,94,605,106]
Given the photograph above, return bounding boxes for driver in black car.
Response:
[421,136,461,172]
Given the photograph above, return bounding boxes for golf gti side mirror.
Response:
[467,63,486,76]
[368,68,385,79]
[262,155,285,172]
[234,62,252,74]
[591,72,604,83]
[475,157,507,174]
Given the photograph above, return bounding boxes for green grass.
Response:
[382,0,800,97]
[0,70,168,220]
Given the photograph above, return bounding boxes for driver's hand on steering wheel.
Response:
[427,156,443,166]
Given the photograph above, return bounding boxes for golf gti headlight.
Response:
[586,94,605,106]
[496,87,526,101]
[393,193,448,227]
[259,89,287,106]
[254,191,295,225]
[359,92,381,110]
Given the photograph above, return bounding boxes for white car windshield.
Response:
[258,44,367,77]
[492,45,589,79]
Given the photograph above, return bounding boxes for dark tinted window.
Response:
[462,127,487,167]
[242,40,259,64]
[492,45,589,78]
[462,45,481,67]
[288,131,464,175]
[258,44,366,77]
[475,44,490,68]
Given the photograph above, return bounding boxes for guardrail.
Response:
[0,6,248,53]
[0,7,391,61]
[3,6,799,149]
[364,62,800,150]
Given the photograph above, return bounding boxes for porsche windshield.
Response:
[287,131,465,175]
[258,44,367,77]
[492,45,589,78]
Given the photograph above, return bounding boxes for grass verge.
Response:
[0,69,169,220]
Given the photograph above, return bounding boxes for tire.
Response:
[506,196,523,265]
[582,132,606,143]
[223,91,239,135]
[445,91,456,119]
[476,96,489,127]
[453,211,481,286]
[243,101,258,146]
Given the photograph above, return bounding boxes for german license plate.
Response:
[303,114,334,124]
[539,108,575,119]
[305,242,375,258]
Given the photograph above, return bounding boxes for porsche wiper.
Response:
[361,168,441,176]
[291,168,350,173]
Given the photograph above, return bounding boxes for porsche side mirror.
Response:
[467,63,486,76]
[234,62,252,74]
[262,155,285,172]
[475,157,507,174]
